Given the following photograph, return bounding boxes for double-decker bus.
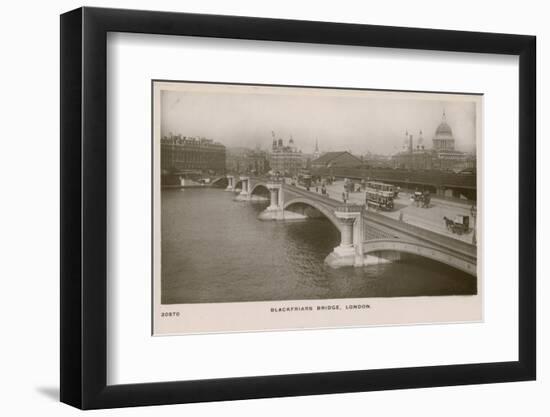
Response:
[365,181,395,210]
[297,169,312,189]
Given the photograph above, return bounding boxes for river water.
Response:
[161,188,476,304]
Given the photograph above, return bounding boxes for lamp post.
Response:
[470,203,477,245]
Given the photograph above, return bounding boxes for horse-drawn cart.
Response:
[443,215,470,235]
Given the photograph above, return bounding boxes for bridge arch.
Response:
[362,238,477,276]
[210,176,228,187]
[250,183,269,196]
[283,198,342,232]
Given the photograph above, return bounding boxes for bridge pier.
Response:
[258,179,285,220]
[325,205,364,268]
[234,176,250,201]
[240,176,250,196]
[225,175,234,191]
[267,182,282,210]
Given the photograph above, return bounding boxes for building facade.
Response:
[161,134,226,174]
[269,136,305,176]
[226,147,270,175]
[361,151,393,168]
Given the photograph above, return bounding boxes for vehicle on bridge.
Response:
[443,214,470,235]
[298,169,312,189]
[412,189,431,208]
[365,181,395,210]
[343,178,361,193]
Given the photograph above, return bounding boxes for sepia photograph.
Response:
[152,81,481,335]
[54,4,537,411]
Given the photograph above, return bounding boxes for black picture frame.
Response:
[60,6,536,410]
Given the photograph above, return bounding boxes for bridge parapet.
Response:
[266,175,284,184]
[335,204,364,213]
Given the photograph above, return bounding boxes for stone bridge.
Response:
[224,175,477,276]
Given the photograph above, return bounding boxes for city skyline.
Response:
[161,85,478,156]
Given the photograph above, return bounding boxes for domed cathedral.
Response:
[432,111,455,151]
[391,109,475,172]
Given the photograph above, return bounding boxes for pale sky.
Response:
[160,84,478,155]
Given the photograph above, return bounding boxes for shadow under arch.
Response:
[210,176,228,187]
[283,198,342,233]
[250,183,270,196]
